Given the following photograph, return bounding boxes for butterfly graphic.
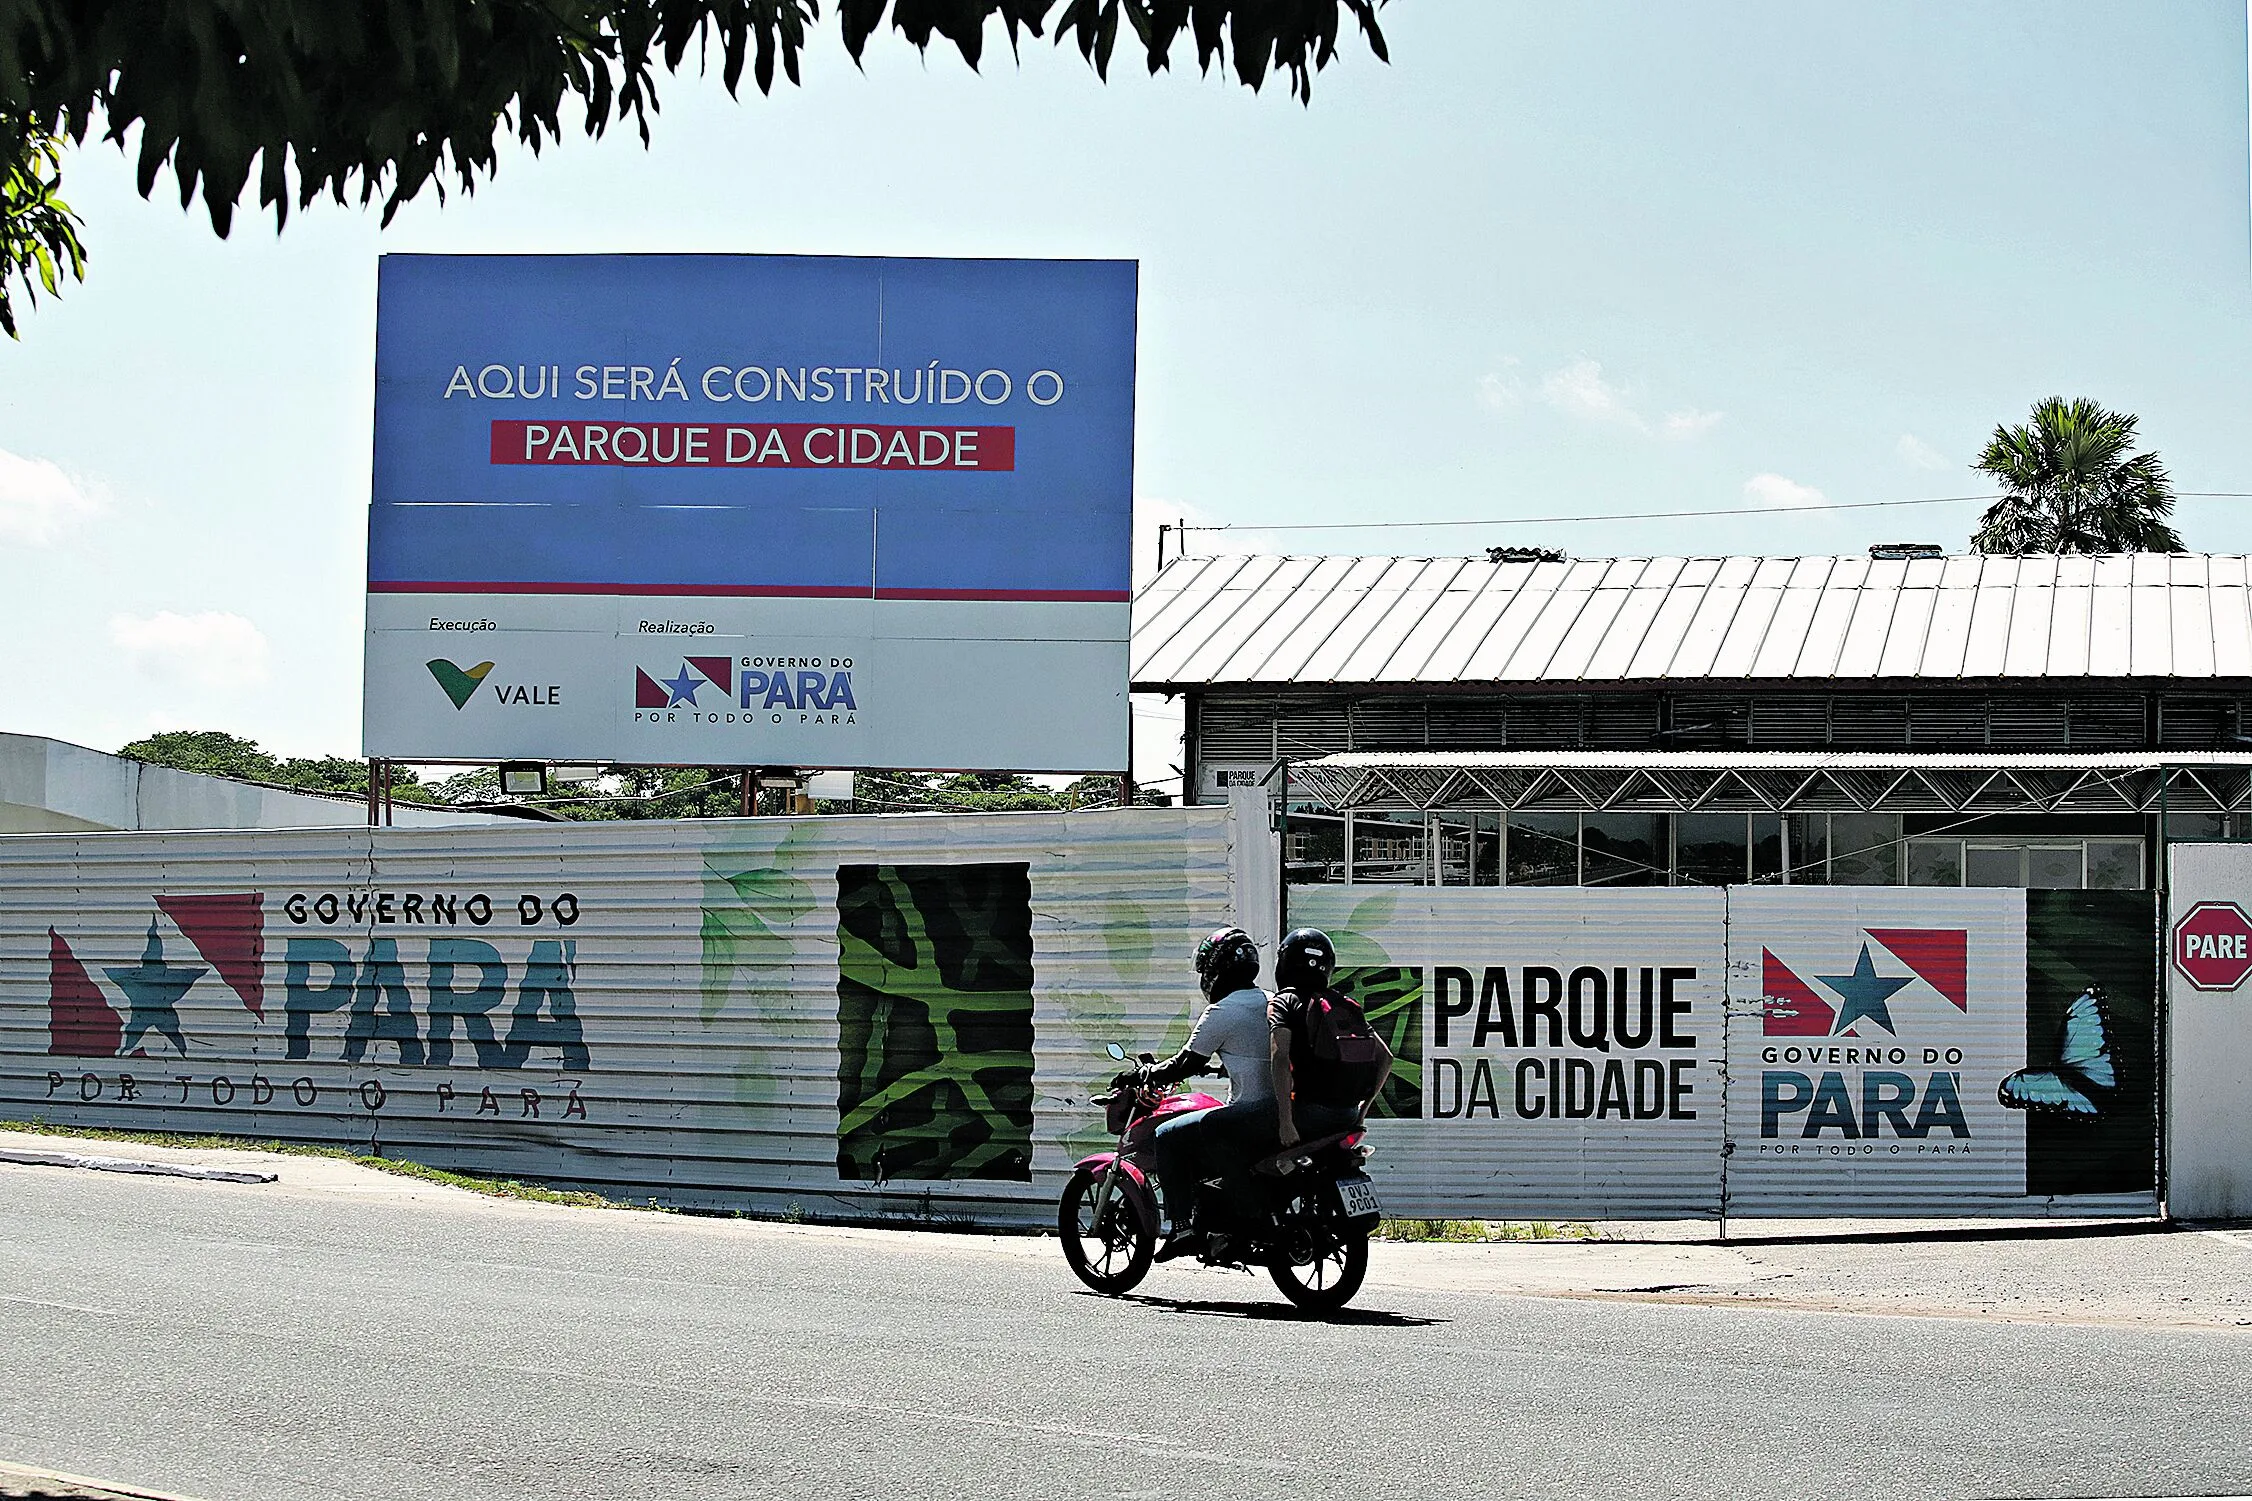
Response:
[1997,985,2118,1119]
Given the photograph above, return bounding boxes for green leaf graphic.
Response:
[835,863,1035,1183]
[425,658,494,709]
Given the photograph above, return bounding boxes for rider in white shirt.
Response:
[1131,927,1271,1246]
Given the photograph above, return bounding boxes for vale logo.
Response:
[426,658,493,709]
[426,658,558,710]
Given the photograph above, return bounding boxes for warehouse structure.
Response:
[1131,551,2252,888]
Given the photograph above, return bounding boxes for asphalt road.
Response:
[2,1155,2249,1501]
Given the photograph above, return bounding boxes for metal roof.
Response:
[1131,553,2252,688]
[1288,750,2252,815]
[1301,749,2252,770]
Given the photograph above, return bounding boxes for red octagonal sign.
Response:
[2173,901,2252,991]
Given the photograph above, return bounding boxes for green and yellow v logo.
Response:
[425,659,494,710]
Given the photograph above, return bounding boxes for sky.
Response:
[2,0,2248,795]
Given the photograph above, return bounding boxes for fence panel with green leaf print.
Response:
[835,863,1036,1183]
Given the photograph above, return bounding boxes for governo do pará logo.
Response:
[633,654,858,725]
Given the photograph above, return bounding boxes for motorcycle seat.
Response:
[1252,1130,1355,1175]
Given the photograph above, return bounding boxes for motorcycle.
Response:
[1057,1042,1384,1312]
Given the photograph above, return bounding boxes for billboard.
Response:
[364,254,1137,770]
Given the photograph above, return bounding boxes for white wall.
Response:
[0,733,507,832]
[2166,843,2252,1218]
[1227,782,1280,956]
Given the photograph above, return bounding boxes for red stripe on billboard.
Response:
[368,580,1129,602]
[488,420,1016,471]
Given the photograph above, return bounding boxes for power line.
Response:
[1176,490,2252,536]
[1181,493,1996,532]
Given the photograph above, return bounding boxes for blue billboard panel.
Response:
[365,255,1135,770]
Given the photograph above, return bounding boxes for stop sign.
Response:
[2173,901,2252,991]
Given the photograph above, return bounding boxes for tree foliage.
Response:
[112,733,1172,818]
[436,765,1167,817]
[1,1,1386,335]
[118,730,436,802]
[854,769,1164,811]
[0,125,82,335]
[1971,396,2183,556]
[429,763,749,818]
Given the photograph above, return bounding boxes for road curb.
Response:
[0,1148,276,1185]
[0,1460,210,1500]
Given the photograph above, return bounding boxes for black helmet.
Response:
[1193,926,1261,999]
[1274,928,1337,995]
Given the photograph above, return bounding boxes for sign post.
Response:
[2166,847,2252,1218]
[2170,899,2252,991]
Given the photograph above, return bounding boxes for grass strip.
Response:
[0,1118,643,1210]
[1376,1217,1602,1243]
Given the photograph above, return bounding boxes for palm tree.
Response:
[1971,397,2182,555]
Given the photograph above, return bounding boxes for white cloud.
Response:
[1743,473,1829,509]
[1896,433,1951,471]
[1476,371,1523,412]
[1535,359,1719,440]
[109,611,273,692]
[1475,358,1525,412]
[1541,357,1640,427]
[0,446,103,545]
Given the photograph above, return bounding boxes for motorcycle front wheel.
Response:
[1269,1227,1369,1313]
[1058,1166,1156,1295]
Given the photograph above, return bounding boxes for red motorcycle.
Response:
[1058,1044,1384,1312]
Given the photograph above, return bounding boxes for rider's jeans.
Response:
[1148,1105,1219,1228]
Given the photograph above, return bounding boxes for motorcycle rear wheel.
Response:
[1058,1166,1155,1295]
[1269,1228,1369,1313]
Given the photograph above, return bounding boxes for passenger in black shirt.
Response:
[1266,927,1395,1151]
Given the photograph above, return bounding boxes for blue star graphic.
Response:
[105,921,205,1056]
[1815,942,1915,1036]
[661,665,704,707]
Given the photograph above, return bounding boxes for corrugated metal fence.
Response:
[0,808,1236,1228]
[1296,882,2160,1220]
[0,809,2159,1225]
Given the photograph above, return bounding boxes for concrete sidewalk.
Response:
[4,1126,2246,1332]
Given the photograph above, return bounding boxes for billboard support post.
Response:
[364,759,395,828]
[1119,709,1135,807]
[1272,757,1290,938]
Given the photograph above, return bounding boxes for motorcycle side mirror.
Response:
[1104,1042,1128,1061]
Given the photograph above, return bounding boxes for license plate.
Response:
[1336,1174,1381,1220]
